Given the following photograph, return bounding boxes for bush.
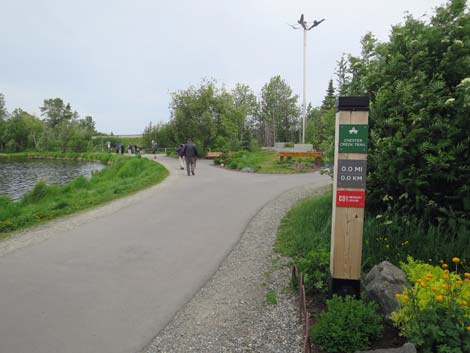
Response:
[311,295,383,353]
[391,257,470,352]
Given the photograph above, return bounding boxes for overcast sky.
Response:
[1,0,446,134]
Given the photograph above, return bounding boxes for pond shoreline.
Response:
[0,152,168,238]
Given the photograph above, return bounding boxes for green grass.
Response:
[0,152,168,239]
[216,150,319,174]
[276,191,332,258]
[276,190,470,272]
[266,290,278,305]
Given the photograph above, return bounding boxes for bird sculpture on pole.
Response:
[289,14,325,144]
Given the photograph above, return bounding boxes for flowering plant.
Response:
[391,257,470,352]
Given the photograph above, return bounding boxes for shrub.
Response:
[311,295,383,353]
[391,257,470,352]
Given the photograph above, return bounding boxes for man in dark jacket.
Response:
[182,139,198,176]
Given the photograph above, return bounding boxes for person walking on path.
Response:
[182,140,198,176]
[176,144,185,170]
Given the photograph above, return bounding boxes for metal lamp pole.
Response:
[290,15,325,144]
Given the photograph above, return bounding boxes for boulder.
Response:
[355,342,416,353]
[364,261,408,319]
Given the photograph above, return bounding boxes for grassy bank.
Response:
[0,152,168,238]
[276,190,470,273]
[215,150,320,174]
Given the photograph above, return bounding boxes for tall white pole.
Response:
[302,28,307,144]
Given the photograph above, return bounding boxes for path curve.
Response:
[0,156,330,353]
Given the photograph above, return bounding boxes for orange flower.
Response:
[444,269,450,274]
[465,273,470,279]
[402,294,410,302]
[436,295,444,302]
[420,283,426,288]
[465,279,470,284]
[442,263,449,269]
[457,280,463,286]
[443,275,449,280]
[467,326,470,332]
[452,257,461,263]
[461,300,467,306]
[425,274,433,281]
[432,287,438,292]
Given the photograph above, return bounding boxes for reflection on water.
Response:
[0,159,105,201]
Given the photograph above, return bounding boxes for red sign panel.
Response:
[336,190,366,208]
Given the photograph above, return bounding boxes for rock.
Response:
[364,261,408,319]
[355,342,416,353]
[241,167,256,173]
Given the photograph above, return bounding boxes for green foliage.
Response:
[266,290,278,305]
[276,190,470,273]
[0,153,168,238]
[219,150,316,174]
[297,249,330,295]
[0,95,97,153]
[392,258,470,352]
[260,75,300,146]
[311,295,383,353]
[276,192,332,259]
[363,212,470,270]
[337,0,470,225]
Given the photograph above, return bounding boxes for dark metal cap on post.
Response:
[336,96,369,111]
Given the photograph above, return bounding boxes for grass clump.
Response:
[0,153,168,238]
[266,290,278,305]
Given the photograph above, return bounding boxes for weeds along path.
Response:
[0,155,330,353]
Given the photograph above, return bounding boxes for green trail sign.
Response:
[338,124,368,153]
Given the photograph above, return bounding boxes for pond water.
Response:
[0,158,105,201]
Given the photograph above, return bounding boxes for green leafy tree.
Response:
[259,76,299,146]
[337,0,470,224]
[0,93,8,150]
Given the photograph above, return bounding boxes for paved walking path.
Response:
[0,156,330,353]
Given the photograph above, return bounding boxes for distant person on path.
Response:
[176,144,185,170]
[151,141,158,159]
[182,140,198,176]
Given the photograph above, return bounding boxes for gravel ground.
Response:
[144,183,331,353]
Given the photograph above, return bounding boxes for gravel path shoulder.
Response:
[145,183,331,353]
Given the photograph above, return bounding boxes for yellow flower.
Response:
[425,274,432,281]
[395,293,401,299]
[452,257,460,263]
[436,295,444,302]
[442,263,449,269]
[465,273,470,279]
[443,275,449,280]
[457,280,463,286]
[465,279,470,284]
[402,294,410,302]
[444,269,450,274]
[420,283,426,288]
[417,278,423,283]
[432,287,438,292]
[461,300,467,306]
[467,326,470,332]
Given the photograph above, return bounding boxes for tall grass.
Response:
[276,191,470,271]
[0,153,168,238]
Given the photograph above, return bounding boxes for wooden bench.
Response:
[279,151,323,163]
[206,151,223,159]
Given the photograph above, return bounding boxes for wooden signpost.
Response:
[330,96,369,297]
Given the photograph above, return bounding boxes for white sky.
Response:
[1,0,446,134]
